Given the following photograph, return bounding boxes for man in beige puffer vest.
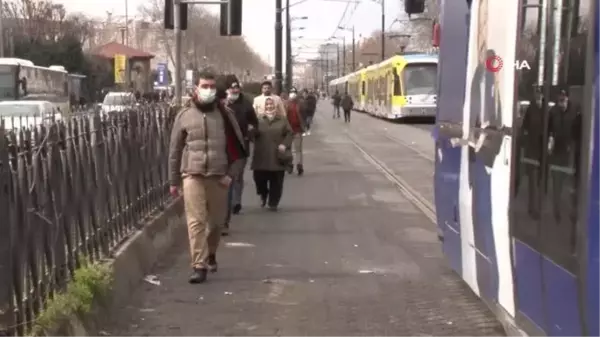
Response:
[168,70,246,284]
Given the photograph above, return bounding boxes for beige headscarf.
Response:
[263,98,276,120]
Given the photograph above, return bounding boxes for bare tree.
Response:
[2,0,95,49]
[137,0,269,79]
[2,0,68,41]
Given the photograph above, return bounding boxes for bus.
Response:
[0,58,70,113]
[433,0,598,335]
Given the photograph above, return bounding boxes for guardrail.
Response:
[0,103,174,335]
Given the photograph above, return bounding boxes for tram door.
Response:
[510,0,594,334]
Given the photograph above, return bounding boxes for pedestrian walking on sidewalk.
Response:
[168,70,246,284]
[251,97,294,211]
[303,89,317,134]
[253,81,286,117]
[222,75,258,234]
[331,90,341,119]
[341,91,354,123]
[286,87,306,175]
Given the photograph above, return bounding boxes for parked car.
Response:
[99,92,137,115]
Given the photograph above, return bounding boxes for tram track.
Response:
[343,131,437,224]
[382,131,435,163]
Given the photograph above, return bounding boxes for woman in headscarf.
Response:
[250,97,293,211]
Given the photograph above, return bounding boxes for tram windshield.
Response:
[402,63,438,95]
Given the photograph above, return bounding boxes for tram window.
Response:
[361,81,365,95]
[539,0,591,271]
[513,0,591,271]
[392,68,401,96]
[511,0,546,249]
[0,72,15,99]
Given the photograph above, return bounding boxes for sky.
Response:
[51,0,406,66]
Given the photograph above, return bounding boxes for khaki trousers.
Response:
[182,174,228,268]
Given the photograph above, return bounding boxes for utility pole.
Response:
[342,37,346,75]
[174,0,183,105]
[125,0,129,46]
[351,26,356,71]
[336,44,340,77]
[0,0,4,58]
[381,0,385,61]
[274,0,283,94]
[285,0,292,91]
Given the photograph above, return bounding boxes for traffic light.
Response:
[164,0,188,30]
[404,0,425,15]
[220,0,243,36]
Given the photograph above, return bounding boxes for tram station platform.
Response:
[108,104,504,336]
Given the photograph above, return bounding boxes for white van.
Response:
[0,100,60,130]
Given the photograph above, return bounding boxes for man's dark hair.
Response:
[261,81,272,87]
[197,70,216,82]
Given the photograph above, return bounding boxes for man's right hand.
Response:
[169,185,180,197]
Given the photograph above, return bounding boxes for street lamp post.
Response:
[380,0,385,61]
[329,37,344,76]
[284,0,307,92]
[335,44,340,77]
[338,26,355,72]
[285,0,291,91]
[275,0,283,94]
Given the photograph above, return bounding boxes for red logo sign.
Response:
[485,55,503,72]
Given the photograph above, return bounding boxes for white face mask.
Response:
[197,88,216,103]
[227,92,239,101]
[289,93,297,99]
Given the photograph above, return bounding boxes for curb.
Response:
[44,197,185,336]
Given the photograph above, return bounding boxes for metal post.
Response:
[336,44,340,77]
[351,26,355,71]
[381,0,385,61]
[324,53,329,91]
[285,0,292,91]
[274,0,283,94]
[342,37,346,75]
[0,0,4,58]
[125,0,129,46]
[174,0,182,106]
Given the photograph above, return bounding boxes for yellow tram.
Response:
[328,53,438,120]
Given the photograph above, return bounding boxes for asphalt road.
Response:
[107,104,503,336]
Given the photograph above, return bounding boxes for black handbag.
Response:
[277,147,293,166]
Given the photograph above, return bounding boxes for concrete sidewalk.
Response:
[108,110,502,336]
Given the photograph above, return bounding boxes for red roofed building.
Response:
[90,41,155,93]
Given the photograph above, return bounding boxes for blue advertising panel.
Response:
[157,63,168,86]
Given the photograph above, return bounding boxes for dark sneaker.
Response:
[207,254,218,273]
[221,223,229,236]
[297,164,304,176]
[232,204,242,214]
[189,268,207,284]
[268,205,278,212]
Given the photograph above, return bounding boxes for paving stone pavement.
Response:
[107,105,504,336]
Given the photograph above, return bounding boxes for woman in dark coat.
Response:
[251,97,293,211]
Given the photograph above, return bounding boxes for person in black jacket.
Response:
[331,90,341,119]
[222,75,258,234]
[302,89,317,135]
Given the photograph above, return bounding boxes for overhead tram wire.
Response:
[329,2,351,40]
